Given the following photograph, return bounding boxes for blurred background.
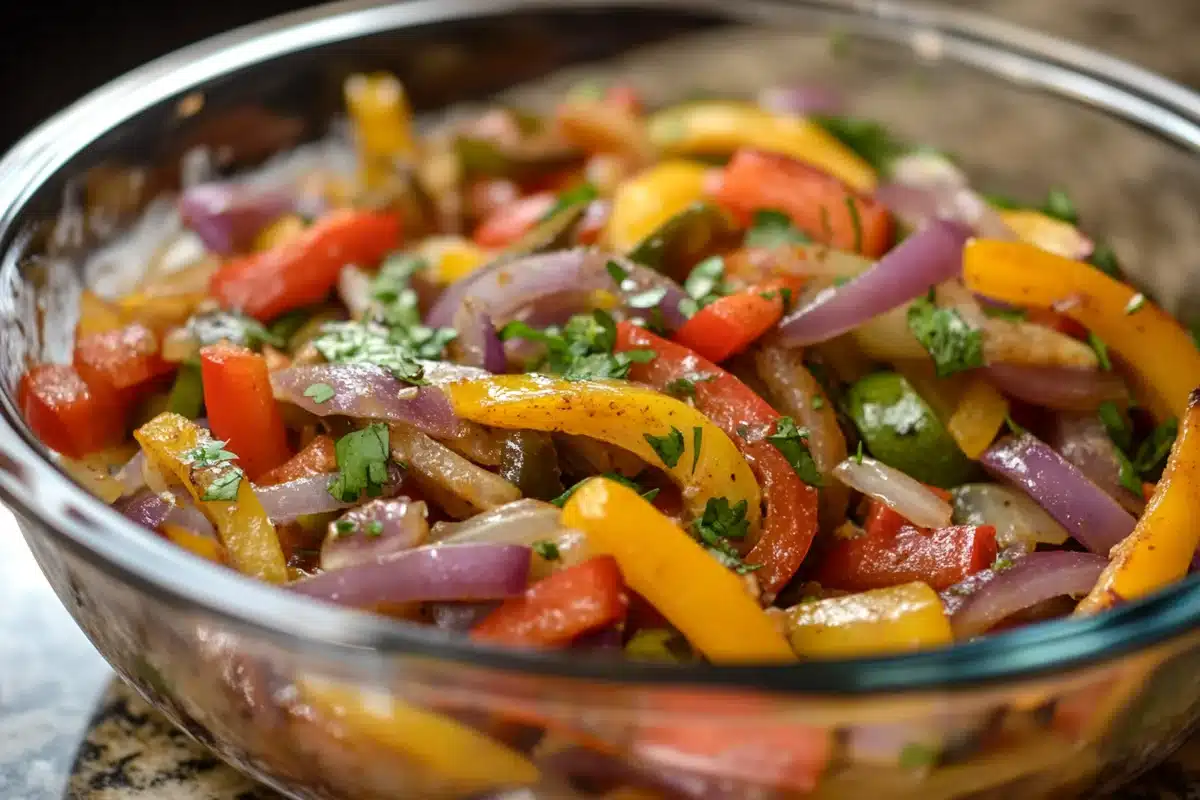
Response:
[1,1,1198,152]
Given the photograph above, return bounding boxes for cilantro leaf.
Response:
[1113,446,1143,495]
[982,304,1027,322]
[844,195,863,253]
[202,468,244,502]
[499,311,654,381]
[706,546,763,575]
[365,254,457,359]
[1088,332,1112,371]
[365,520,384,537]
[550,473,659,508]
[627,286,668,309]
[185,439,239,468]
[766,417,823,486]
[855,440,865,464]
[644,427,685,469]
[691,426,703,474]
[1133,418,1178,479]
[541,183,598,222]
[532,540,561,560]
[1098,401,1132,452]
[187,310,284,350]
[1088,242,1122,279]
[906,295,985,377]
[185,438,244,501]
[329,423,391,503]
[679,255,730,317]
[693,496,751,545]
[303,382,335,405]
[1041,188,1077,225]
[313,321,428,385]
[744,209,810,248]
[810,115,909,174]
[664,372,715,400]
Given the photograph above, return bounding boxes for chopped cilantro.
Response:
[1088,332,1112,371]
[1088,242,1122,279]
[334,519,356,537]
[982,192,1023,210]
[1134,418,1178,479]
[1098,401,1131,452]
[201,468,243,502]
[313,322,429,384]
[644,427,685,469]
[694,496,750,545]
[329,423,391,503]
[691,426,703,474]
[185,438,244,501]
[499,311,654,381]
[664,372,714,400]
[833,275,852,288]
[1113,446,1143,495]
[1097,402,1177,491]
[811,395,825,410]
[187,310,284,350]
[267,308,313,343]
[906,294,985,377]
[1041,188,1077,225]
[855,440,865,464]
[898,742,939,770]
[766,417,823,486]
[992,553,1016,572]
[810,115,909,175]
[983,304,1027,322]
[779,287,794,313]
[541,183,597,222]
[625,629,684,661]
[1004,414,1026,436]
[366,254,457,358]
[184,439,239,468]
[679,256,729,317]
[845,196,863,252]
[1124,293,1147,315]
[550,473,658,507]
[365,520,384,537]
[707,547,763,575]
[744,209,810,248]
[532,540,561,560]
[627,286,668,309]
[303,382,335,404]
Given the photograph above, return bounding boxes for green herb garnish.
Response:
[678,255,730,317]
[1098,400,1132,451]
[766,417,823,486]
[691,426,703,474]
[845,196,863,253]
[187,310,285,351]
[202,468,244,502]
[1133,418,1179,481]
[693,496,751,545]
[983,305,1027,322]
[1088,332,1112,371]
[532,540,561,560]
[185,439,239,468]
[550,473,659,508]
[312,321,434,384]
[365,520,384,537]
[334,519,356,537]
[541,183,598,222]
[810,115,909,174]
[1088,242,1122,279]
[906,293,985,377]
[498,310,654,381]
[644,426,685,469]
[1124,293,1147,315]
[855,440,865,464]
[1041,188,1078,225]
[329,423,391,503]
[744,209,810,248]
[992,553,1016,572]
[811,395,825,411]
[303,382,336,405]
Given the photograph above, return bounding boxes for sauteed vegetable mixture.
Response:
[21,74,1200,670]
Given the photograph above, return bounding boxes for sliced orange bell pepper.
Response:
[73,321,174,402]
[964,239,1200,420]
[256,434,336,486]
[1077,389,1200,614]
[18,364,125,458]
[211,209,401,321]
[445,374,761,531]
[714,149,893,258]
[561,477,794,663]
[782,582,953,657]
[76,290,125,337]
[946,377,1010,459]
[199,342,292,480]
[135,412,287,583]
[344,72,416,190]
[616,322,819,596]
[471,191,556,249]
[647,101,876,192]
[162,524,225,564]
[672,278,803,364]
[472,555,628,647]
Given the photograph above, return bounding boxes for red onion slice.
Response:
[164,493,216,537]
[178,182,292,255]
[270,363,465,439]
[320,497,429,571]
[980,434,1136,555]
[425,249,688,331]
[832,456,953,529]
[288,543,531,608]
[453,299,506,373]
[776,220,971,347]
[985,364,1129,412]
[116,490,173,531]
[882,152,1015,239]
[758,85,844,116]
[950,551,1108,638]
[253,467,401,524]
[1049,412,1146,516]
[117,451,148,496]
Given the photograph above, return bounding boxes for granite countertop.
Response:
[0,2,1198,799]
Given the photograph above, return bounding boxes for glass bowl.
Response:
[1,1,1199,797]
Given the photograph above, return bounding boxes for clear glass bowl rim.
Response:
[2,0,1199,696]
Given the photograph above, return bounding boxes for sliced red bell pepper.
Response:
[1025,307,1089,340]
[18,364,125,458]
[471,191,556,249]
[73,321,174,400]
[816,520,998,592]
[616,322,819,595]
[256,435,337,486]
[198,342,292,480]
[673,278,803,363]
[714,148,893,257]
[471,555,628,647]
[210,209,400,321]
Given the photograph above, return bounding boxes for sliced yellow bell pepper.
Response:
[998,209,1091,260]
[782,582,952,658]
[116,291,206,335]
[162,523,225,564]
[445,374,760,529]
[947,377,1009,459]
[77,290,125,337]
[299,678,539,793]
[253,214,307,251]
[604,160,709,253]
[134,413,287,583]
[344,72,416,190]
[647,101,876,192]
[963,239,1200,420]
[1077,390,1200,614]
[414,236,490,284]
[561,477,794,663]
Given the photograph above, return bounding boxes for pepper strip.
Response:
[1077,388,1200,614]
[445,374,760,532]
[617,322,818,595]
[134,412,287,583]
[964,239,1200,420]
[782,581,953,657]
[561,477,794,662]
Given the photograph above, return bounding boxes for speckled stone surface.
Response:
[0,2,1198,799]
